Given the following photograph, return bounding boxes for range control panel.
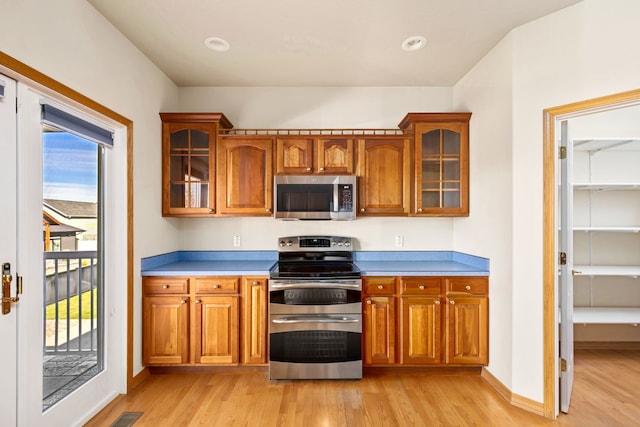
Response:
[277,236,354,251]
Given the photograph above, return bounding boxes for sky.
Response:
[42,132,98,203]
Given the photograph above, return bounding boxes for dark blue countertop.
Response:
[141,250,489,277]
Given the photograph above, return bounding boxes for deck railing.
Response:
[43,250,99,355]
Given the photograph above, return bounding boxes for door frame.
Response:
[542,88,640,418]
[0,52,135,391]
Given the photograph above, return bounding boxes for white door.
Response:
[0,74,18,427]
[14,82,126,426]
[559,119,575,413]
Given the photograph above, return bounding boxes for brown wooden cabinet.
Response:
[363,277,397,365]
[142,277,190,365]
[362,275,488,368]
[160,113,233,217]
[195,295,238,364]
[399,277,442,365]
[399,113,471,216]
[142,275,241,366]
[445,277,488,365]
[216,136,274,216]
[241,276,268,365]
[275,137,355,175]
[356,137,411,216]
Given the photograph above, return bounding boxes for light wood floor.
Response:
[85,350,640,427]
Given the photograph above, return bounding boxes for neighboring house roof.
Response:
[46,223,85,237]
[44,199,97,219]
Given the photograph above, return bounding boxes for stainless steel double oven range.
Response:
[268,236,362,380]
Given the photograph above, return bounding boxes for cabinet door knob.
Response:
[162,285,169,289]
[377,285,384,290]
[367,300,372,305]
[266,208,271,212]
[209,208,215,213]
[419,285,425,290]
[450,300,455,305]
[252,281,258,285]
[195,299,200,304]
[306,167,312,172]
[465,285,471,291]
[434,300,440,305]
[417,208,423,213]
[319,167,325,171]
[182,299,188,304]
[361,208,365,212]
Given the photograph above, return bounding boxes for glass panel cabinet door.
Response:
[160,112,232,217]
[420,128,462,210]
[399,112,470,217]
[168,126,212,210]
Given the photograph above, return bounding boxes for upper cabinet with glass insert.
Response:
[399,113,471,217]
[160,113,233,217]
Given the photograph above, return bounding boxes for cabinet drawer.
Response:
[446,277,488,295]
[363,277,397,295]
[400,277,441,295]
[195,277,240,294]
[143,277,189,294]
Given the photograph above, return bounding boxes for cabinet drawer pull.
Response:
[319,167,325,171]
[377,285,384,290]
[252,281,258,285]
[162,285,169,289]
[465,285,471,291]
[266,208,271,213]
[213,284,220,289]
[419,285,425,290]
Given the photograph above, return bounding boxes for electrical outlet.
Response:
[233,235,241,247]
[395,235,403,247]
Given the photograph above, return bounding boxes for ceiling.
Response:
[88,0,582,87]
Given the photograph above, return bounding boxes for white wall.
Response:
[0,0,180,387]
[455,0,640,404]
[452,34,515,391]
[177,86,459,251]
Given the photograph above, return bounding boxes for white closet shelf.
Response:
[573,226,640,232]
[573,265,640,276]
[574,307,640,324]
[573,183,640,191]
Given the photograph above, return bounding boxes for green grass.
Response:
[45,289,97,320]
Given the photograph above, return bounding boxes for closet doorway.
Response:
[543,89,640,418]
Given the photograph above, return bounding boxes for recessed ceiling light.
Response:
[204,36,230,52]
[401,36,427,52]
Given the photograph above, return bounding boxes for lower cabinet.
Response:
[363,277,397,365]
[241,277,268,365]
[142,275,267,367]
[142,294,190,365]
[445,277,489,365]
[363,275,488,367]
[195,295,239,364]
[400,277,443,365]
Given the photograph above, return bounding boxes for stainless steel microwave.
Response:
[274,175,356,220]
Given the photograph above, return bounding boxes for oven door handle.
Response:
[269,282,361,290]
[272,315,360,324]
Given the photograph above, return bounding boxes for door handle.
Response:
[2,262,21,315]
